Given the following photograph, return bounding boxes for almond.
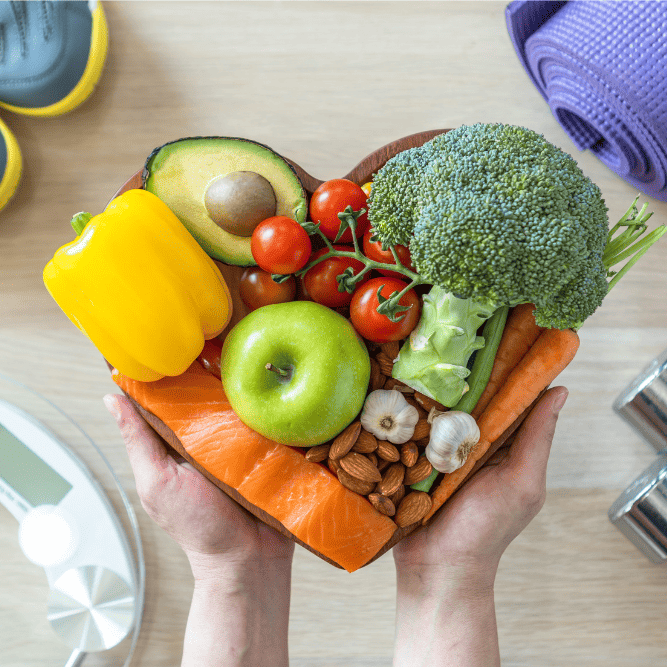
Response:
[403,455,433,485]
[412,418,431,441]
[395,491,433,527]
[369,358,385,391]
[375,351,394,377]
[329,421,361,460]
[414,392,446,413]
[327,458,341,475]
[368,493,396,517]
[400,441,419,468]
[305,443,331,463]
[367,452,379,468]
[339,451,382,483]
[389,484,406,507]
[337,469,376,495]
[403,394,429,419]
[377,457,392,473]
[352,430,378,454]
[375,462,405,497]
[380,340,401,360]
[377,440,401,462]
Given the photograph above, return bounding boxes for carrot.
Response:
[470,303,544,419]
[422,326,579,523]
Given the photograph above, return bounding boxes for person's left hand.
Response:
[103,393,295,569]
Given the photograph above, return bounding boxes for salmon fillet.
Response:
[113,360,397,572]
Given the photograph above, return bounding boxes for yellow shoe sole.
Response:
[0,118,22,211]
[0,2,109,118]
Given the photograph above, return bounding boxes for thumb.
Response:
[103,393,171,482]
[500,386,568,488]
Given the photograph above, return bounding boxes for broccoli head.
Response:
[369,123,610,329]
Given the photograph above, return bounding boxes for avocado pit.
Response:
[205,171,277,237]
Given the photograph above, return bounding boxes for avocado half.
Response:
[143,137,308,266]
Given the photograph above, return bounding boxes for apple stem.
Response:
[265,363,289,377]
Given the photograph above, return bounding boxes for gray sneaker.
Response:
[0,0,108,116]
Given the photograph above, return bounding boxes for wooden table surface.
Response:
[2,2,667,665]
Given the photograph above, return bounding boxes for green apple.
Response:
[220,300,370,446]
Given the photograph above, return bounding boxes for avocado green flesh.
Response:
[144,137,307,266]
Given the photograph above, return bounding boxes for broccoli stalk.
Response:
[391,288,496,405]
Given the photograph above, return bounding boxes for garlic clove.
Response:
[360,389,420,445]
[425,410,480,473]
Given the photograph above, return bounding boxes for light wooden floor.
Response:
[2,2,667,665]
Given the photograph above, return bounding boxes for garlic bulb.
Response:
[425,411,480,473]
[360,389,420,444]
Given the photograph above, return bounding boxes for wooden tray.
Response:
[108,130,541,569]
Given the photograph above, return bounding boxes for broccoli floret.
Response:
[371,123,610,328]
[366,123,665,406]
[366,140,439,247]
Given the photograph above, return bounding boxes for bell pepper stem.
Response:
[71,212,93,236]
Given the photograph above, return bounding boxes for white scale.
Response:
[0,385,144,667]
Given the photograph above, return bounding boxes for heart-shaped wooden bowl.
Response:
[109,130,539,570]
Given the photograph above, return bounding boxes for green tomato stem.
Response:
[71,212,93,235]
[295,226,426,290]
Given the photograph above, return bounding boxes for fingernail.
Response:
[552,388,569,415]
[103,394,120,421]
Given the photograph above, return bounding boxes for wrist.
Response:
[182,552,292,667]
[186,547,293,586]
[393,562,499,667]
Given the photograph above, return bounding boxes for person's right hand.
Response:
[393,385,568,585]
[391,386,568,667]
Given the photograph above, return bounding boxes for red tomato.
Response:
[349,277,421,344]
[239,266,297,311]
[309,179,370,243]
[362,230,414,279]
[197,338,223,379]
[251,216,312,274]
[302,245,369,308]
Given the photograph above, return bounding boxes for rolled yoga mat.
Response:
[506,0,667,201]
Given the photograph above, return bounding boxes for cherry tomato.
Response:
[309,179,370,243]
[239,266,296,311]
[302,245,369,308]
[197,338,223,379]
[362,230,415,279]
[251,216,312,274]
[349,277,421,344]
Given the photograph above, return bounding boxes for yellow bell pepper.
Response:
[43,189,233,381]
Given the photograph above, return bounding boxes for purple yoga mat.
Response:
[506,0,667,201]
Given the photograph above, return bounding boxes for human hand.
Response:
[391,387,568,667]
[104,393,294,667]
[103,393,295,572]
[394,385,568,583]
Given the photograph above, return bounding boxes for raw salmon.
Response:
[113,359,397,572]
